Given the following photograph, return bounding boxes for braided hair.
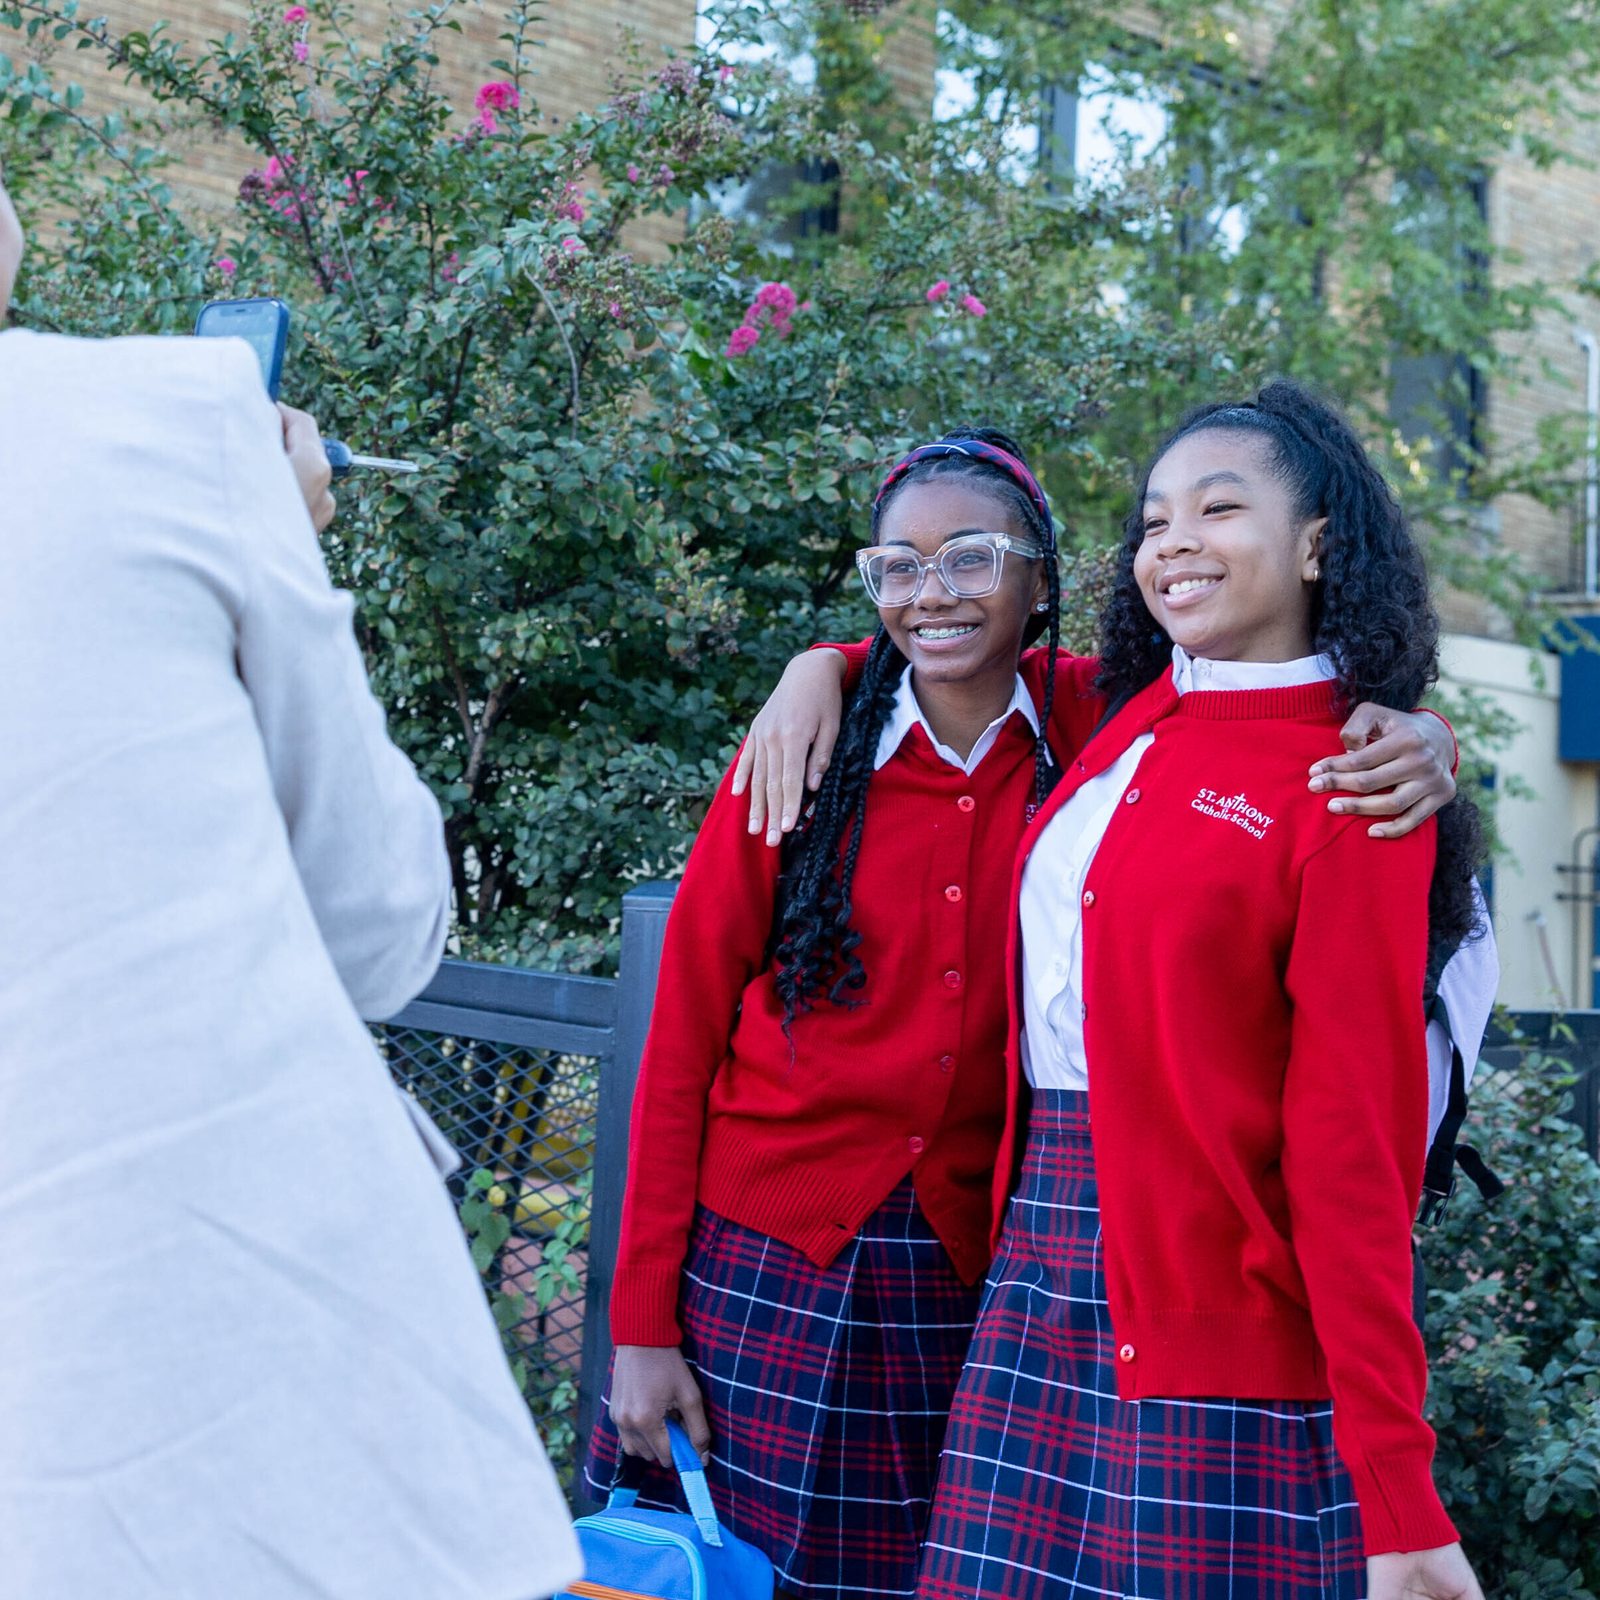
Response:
[770,426,1061,1035]
[1097,378,1487,978]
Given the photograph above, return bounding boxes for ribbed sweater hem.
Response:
[695,1128,908,1270]
[1115,1308,1455,1556]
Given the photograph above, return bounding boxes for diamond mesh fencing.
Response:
[374,1021,599,1479]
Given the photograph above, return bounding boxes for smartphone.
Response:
[194,298,291,400]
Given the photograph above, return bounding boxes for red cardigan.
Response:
[609,656,1106,1350]
[998,669,1453,1557]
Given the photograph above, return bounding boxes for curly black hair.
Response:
[770,426,1061,1035]
[1096,378,1487,979]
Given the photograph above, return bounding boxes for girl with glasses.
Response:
[588,428,1105,1600]
[589,423,1459,1600]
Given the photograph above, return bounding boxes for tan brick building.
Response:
[70,0,1600,1007]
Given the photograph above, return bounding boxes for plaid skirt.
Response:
[917,1091,1364,1600]
[587,1180,983,1600]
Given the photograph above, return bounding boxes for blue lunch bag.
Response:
[560,1420,774,1600]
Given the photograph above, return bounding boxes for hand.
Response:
[731,648,848,846]
[609,1345,713,1470]
[1367,1543,1485,1599]
[1307,705,1456,840]
[278,401,336,532]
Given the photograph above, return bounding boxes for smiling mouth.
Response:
[1163,577,1222,598]
[911,622,980,640]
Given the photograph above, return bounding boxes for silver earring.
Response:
[1310,566,1320,583]
[1035,602,1049,612]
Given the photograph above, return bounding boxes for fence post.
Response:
[575,879,679,1498]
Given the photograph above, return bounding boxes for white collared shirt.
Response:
[1019,646,1338,1092]
[874,668,1040,776]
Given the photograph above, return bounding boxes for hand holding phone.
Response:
[195,298,420,479]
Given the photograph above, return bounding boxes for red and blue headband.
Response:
[874,438,1055,550]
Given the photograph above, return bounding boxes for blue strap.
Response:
[665,1419,724,1548]
[606,1484,641,1510]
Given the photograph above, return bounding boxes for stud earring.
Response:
[1309,566,1321,583]
[1035,602,1049,613]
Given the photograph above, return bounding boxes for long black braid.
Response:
[1096,379,1488,978]
[771,426,1061,1035]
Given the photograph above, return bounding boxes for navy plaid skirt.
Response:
[587,1180,983,1600]
[917,1091,1364,1600]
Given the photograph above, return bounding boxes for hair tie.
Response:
[874,438,1055,549]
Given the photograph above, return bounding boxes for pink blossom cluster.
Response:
[215,256,238,278]
[282,6,309,62]
[725,281,811,358]
[926,278,987,317]
[555,183,586,224]
[282,4,307,21]
[473,80,520,135]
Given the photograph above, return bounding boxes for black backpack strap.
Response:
[1417,1004,1506,1226]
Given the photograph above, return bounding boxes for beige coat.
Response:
[0,328,581,1599]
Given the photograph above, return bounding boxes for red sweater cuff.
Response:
[608,1263,685,1347]
[1349,1446,1459,1556]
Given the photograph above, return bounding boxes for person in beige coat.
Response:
[0,175,581,1600]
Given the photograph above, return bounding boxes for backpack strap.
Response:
[1417,1004,1505,1226]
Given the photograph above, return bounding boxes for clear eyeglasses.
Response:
[855,531,1044,607]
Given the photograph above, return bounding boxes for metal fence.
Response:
[372,894,1600,1498]
[371,880,675,1493]
[1480,1008,1600,1160]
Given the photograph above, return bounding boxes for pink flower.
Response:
[282,4,307,22]
[754,281,797,318]
[800,299,813,311]
[292,38,308,62]
[561,236,584,255]
[626,163,641,183]
[608,300,624,319]
[556,184,585,223]
[960,292,987,317]
[441,251,461,283]
[475,80,520,113]
[215,256,237,277]
[656,164,675,187]
[726,325,760,357]
[926,279,950,303]
[719,64,735,82]
[475,110,497,135]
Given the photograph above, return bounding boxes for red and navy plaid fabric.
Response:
[588,1180,982,1600]
[916,1091,1365,1600]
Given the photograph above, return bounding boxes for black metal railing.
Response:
[374,892,1599,1499]
[372,880,675,1491]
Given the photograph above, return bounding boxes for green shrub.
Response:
[1423,1027,1600,1596]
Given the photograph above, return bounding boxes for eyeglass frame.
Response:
[854,530,1046,607]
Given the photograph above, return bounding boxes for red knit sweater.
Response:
[609,657,1106,1350]
[995,669,1453,1557]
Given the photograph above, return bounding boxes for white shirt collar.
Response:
[874,670,1040,776]
[1170,643,1338,695]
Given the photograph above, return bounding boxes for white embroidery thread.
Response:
[1191,787,1274,840]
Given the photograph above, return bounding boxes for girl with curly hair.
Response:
[908,382,1486,1600]
[591,414,1463,1600]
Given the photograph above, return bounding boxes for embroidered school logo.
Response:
[1191,787,1274,840]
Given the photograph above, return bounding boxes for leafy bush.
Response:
[0,0,1185,968]
[1423,1028,1600,1596]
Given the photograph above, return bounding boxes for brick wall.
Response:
[60,0,696,241]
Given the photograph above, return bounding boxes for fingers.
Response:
[731,735,755,797]
[276,401,337,532]
[764,747,787,847]
[779,742,806,840]
[676,1380,714,1466]
[810,704,840,792]
[746,739,769,838]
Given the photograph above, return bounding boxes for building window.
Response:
[1388,172,1488,490]
[693,0,838,250]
